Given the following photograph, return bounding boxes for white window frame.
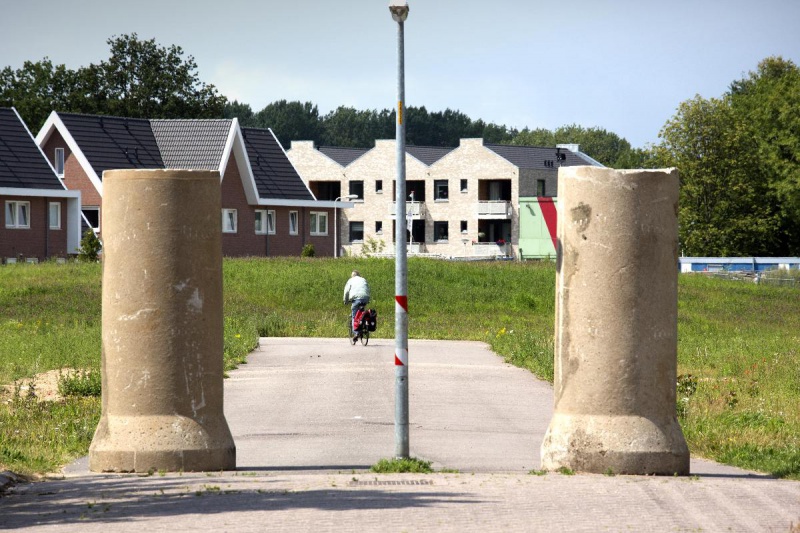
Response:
[255,209,267,235]
[49,202,61,230]
[349,221,364,243]
[82,206,100,232]
[267,210,276,234]
[289,211,298,235]
[222,208,238,233]
[5,201,30,229]
[310,211,328,236]
[55,147,65,177]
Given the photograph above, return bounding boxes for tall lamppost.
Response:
[333,195,356,258]
[389,0,409,460]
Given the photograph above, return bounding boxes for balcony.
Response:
[472,242,510,257]
[389,201,426,219]
[476,201,512,219]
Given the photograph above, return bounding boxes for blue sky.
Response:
[2,0,798,148]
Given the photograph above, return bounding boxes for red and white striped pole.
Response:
[390,0,410,459]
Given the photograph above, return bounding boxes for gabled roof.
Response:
[57,113,163,175]
[318,146,370,167]
[242,128,314,201]
[405,145,455,166]
[36,112,323,204]
[150,119,232,170]
[485,144,589,169]
[0,108,65,190]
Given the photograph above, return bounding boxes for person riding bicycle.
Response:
[343,270,371,341]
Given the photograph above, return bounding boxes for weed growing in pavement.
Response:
[370,457,433,474]
[528,469,548,476]
[556,467,575,476]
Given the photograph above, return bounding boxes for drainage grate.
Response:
[350,479,433,486]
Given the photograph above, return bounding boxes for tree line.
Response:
[1,35,797,255]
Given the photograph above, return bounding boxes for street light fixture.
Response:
[390,0,409,460]
[333,194,357,258]
[389,0,409,22]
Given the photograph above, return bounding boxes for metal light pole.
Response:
[333,195,356,258]
[389,0,409,459]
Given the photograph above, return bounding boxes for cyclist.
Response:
[343,270,371,342]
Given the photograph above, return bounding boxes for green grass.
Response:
[371,457,434,474]
[1,258,799,479]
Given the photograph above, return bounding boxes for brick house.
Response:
[288,138,601,259]
[1,107,81,263]
[35,112,341,257]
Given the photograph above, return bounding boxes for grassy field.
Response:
[1,258,798,478]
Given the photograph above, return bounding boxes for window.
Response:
[349,221,364,242]
[434,180,449,201]
[460,220,468,234]
[289,211,298,235]
[82,207,99,231]
[349,180,364,200]
[255,210,268,234]
[537,180,546,196]
[460,179,468,193]
[55,148,65,177]
[254,210,277,235]
[49,202,61,230]
[434,221,449,242]
[375,221,383,235]
[310,211,328,236]
[5,201,30,229]
[376,180,383,194]
[222,208,238,233]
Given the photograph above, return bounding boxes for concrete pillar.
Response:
[540,167,689,475]
[89,169,236,472]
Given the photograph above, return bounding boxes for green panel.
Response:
[519,197,557,259]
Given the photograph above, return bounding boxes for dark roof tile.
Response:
[318,146,369,167]
[0,108,63,190]
[242,128,314,201]
[485,143,588,169]
[58,113,163,176]
[405,145,455,166]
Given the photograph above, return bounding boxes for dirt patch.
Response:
[1,369,74,403]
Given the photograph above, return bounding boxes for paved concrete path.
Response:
[1,338,799,532]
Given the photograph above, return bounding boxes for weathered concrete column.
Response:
[89,169,236,472]
[540,166,689,475]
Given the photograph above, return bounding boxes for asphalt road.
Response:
[1,337,798,532]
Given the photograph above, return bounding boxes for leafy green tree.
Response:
[255,100,324,148]
[729,56,800,254]
[1,33,226,130]
[655,95,781,256]
[0,59,86,130]
[97,34,226,119]
[320,106,393,147]
[510,127,556,147]
[223,100,257,127]
[510,124,640,168]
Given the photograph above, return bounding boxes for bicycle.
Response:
[349,303,370,346]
